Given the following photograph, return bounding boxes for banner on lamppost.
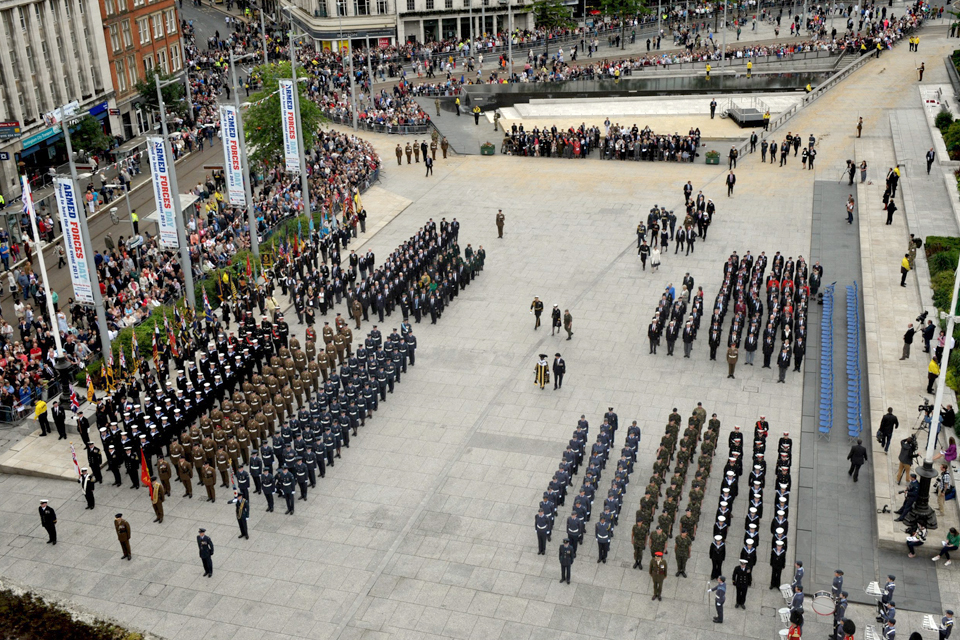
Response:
[53,177,94,304]
[219,105,245,206]
[146,136,180,249]
[279,79,300,173]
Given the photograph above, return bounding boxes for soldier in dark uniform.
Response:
[710,535,726,579]
[261,468,276,512]
[733,558,752,608]
[559,538,574,584]
[769,539,787,588]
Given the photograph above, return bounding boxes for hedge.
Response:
[925,235,960,398]
[0,588,143,640]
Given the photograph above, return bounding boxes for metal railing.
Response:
[0,378,64,426]
[322,109,432,135]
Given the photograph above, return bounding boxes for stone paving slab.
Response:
[4,26,960,640]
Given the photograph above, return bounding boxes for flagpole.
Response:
[22,177,64,359]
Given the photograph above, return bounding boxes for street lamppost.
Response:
[56,105,113,359]
[721,0,727,70]
[229,51,261,260]
[154,74,197,311]
[498,0,512,78]
[905,264,960,531]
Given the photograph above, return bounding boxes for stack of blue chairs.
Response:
[846,282,863,439]
[819,284,835,439]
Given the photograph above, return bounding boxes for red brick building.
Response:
[98,0,184,139]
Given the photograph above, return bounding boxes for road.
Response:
[0,0,247,322]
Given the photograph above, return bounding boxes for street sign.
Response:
[0,121,21,140]
[109,108,121,116]
[0,152,9,161]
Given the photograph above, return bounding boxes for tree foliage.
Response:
[599,0,651,49]
[244,61,324,166]
[135,69,187,120]
[531,0,576,55]
[68,116,112,155]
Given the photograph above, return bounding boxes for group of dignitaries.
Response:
[637,196,718,269]
[60,218,484,561]
[647,249,823,382]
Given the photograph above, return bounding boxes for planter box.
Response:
[480,143,496,156]
[705,155,720,165]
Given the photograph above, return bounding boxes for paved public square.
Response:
[1,20,959,640]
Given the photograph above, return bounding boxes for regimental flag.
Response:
[70,443,81,478]
[131,331,140,370]
[246,255,252,278]
[152,325,160,370]
[203,290,215,323]
[118,348,127,375]
[105,354,115,391]
[140,449,153,501]
[230,278,238,302]
[70,386,80,414]
[86,373,95,403]
[168,325,179,360]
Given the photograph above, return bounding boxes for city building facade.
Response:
[0,0,115,200]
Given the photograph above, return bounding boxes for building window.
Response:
[17,6,26,30]
[109,24,121,52]
[445,0,452,7]
[127,55,137,85]
[157,47,167,73]
[137,17,149,43]
[377,0,387,12]
[116,59,127,91]
[152,15,163,39]
[406,0,414,9]
[133,0,144,7]
[122,19,132,47]
[336,0,346,15]
[117,0,126,10]
[104,0,114,14]
[425,0,433,8]
[354,0,368,14]
[170,42,181,70]
[78,0,84,14]
[143,53,154,72]
[165,9,177,33]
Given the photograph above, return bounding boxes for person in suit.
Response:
[847,439,868,482]
[38,500,57,544]
[726,172,736,197]
[553,353,566,390]
[197,528,214,576]
[51,401,67,439]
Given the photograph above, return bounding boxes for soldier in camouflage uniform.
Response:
[675,530,692,577]
[649,524,668,556]
[631,517,650,570]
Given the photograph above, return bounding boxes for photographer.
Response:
[897,434,918,485]
[943,404,956,434]
[895,473,921,522]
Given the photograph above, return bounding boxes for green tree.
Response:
[68,116,112,155]
[135,69,187,120]
[599,0,650,49]
[244,61,324,166]
[530,0,576,57]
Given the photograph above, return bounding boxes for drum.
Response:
[779,607,792,623]
[779,629,789,640]
[780,584,793,601]
[865,581,883,597]
[812,591,835,616]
